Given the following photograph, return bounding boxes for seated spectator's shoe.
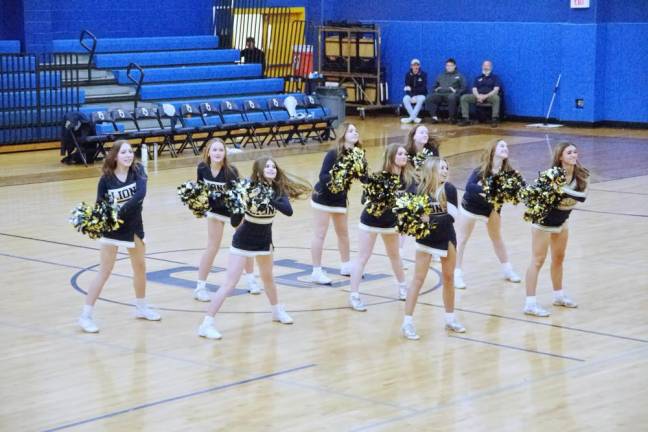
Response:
[491,118,500,128]
[430,116,439,124]
[414,117,422,124]
[449,118,458,125]
[457,119,471,126]
[553,295,578,308]
[401,117,413,124]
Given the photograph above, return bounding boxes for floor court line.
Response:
[448,334,586,362]
[349,343,648,432]
[42,363,317,432]
[0,319,422,424]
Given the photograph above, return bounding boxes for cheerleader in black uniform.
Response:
[198,157,311,339]
[524,142,589,317]
[309,123,366,284]
[454,139,522,289]
[78,140,160,333]
[349,143,416,311]
[193,139,260,302]
[401,157,465,340]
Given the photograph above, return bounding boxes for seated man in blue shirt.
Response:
[401,58,428,124]
[459,60,501,127]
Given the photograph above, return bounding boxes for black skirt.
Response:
[231,221,273,256]
[415,226,456,257]
[101,213,145,248]
[461,195,497,221]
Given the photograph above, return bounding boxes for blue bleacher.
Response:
[52,35,219,53]
[140,78,284,100]
[1,73,61,90]
[0,40,21,53]
[0,56,36,72]
[1,89,85,109]
[112,64,262,85]
[95,49,240,68]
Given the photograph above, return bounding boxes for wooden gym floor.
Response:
[0,118,647,431]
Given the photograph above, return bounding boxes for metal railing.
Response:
[126,62,145,110]
[0,52,82,145]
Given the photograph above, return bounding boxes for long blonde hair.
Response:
[250,156,312,200]
[200,138,238,180]
[418,157,448,209]
[478,139,514,180]
[552,142,589,191]
[382,143,414,188]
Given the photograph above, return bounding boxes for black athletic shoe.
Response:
[457,119,471,127]
[491,118,500,128]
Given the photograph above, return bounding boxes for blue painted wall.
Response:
[320,0,647,123]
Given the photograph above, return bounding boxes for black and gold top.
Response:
[538,178,587,228]
[416,181,459,249]
[196,162,239,217]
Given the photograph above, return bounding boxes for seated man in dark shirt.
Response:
[459,60,502,127]
[240,37,266,75]
[427,58,466,123]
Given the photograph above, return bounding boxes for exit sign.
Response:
[571,0,590,8]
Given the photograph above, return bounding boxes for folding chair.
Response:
[243,99,274,148]
[219,100,257,149]
[302,95,337,141]
[177,103,203,155]
[133,106,172,159]
[265,96,302,146]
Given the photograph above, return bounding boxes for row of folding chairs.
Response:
[79,94,337,161]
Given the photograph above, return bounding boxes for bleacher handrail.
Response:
[126,63,145,110]
[79,30,98,81]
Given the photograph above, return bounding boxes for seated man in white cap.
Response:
[401,58,428,124]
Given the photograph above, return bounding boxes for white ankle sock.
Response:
[350,292,360,299]
[341,261,351,267]
[82,304,94,318]
[196,280,206,290]
[403,315,413,326]
[445,312,455,323]
[525,296,537,308]
[312,266,322,274]
[398,281,407,288]
[454,268,463,275]
[202,315,214,326]
[270,304,281,314]
[244,272,256,282]
[135,298,146,309]
[502,262,513,273]
[553,289,564,300]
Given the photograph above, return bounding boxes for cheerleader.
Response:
[405,124,440,164]
[193,139,259,302]
[309,123,366,284]
[349,143,416,311]
[401,157,465,340]
[524,142,589,317]
[78,140,160,333]
[198,157,311,339]
[454,139,522,289]
[403,124,440,265]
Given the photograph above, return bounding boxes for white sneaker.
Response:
[401,323,420,340]
[339,262,352,276]
[193,287,211,302]
[247,276,262,295]
[503,268,522,283]
[349,294,367,312]
[310,269,332,285]
[414,117,422,124]
[400,117,413,124]
[445,319,466,333]
[198,322,222,340]
[79,316,99,333]
[553,295,578,308]
[272,305,294,324]
[135,305,161,321]
[454,269,466,289]
[524,304,551,317]
[398,284,408,301]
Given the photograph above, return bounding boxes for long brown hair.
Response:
[552,141,589,191]
[418,157,448,209]
[478,139,514,180]
[102,140,142,176]
[382,143,414,188]
[250,156,312,200]
[335,123,362,161]
[405,124,440,156]
[200,138,238,180]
